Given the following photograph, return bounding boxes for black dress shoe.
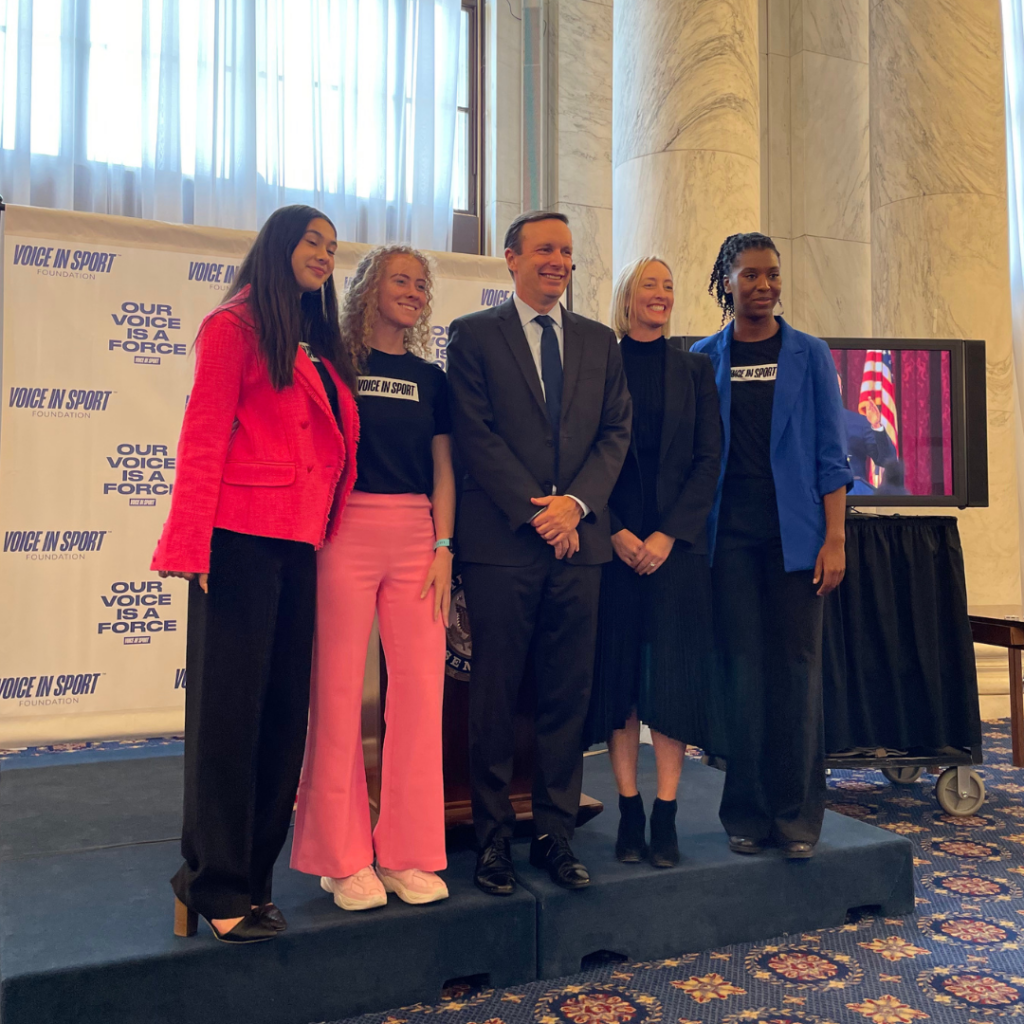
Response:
[615,793,648,863]
[475,837,516,896]
[780,841,815,860]
[257,902,287,931]
[728,835,766,855]
[530,834,590,890]
[649,798,679,868]
[205,912,278,944]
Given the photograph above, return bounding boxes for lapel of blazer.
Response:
[659,338,687,464]
[770,318,809,456]
[497,299,549,420]
[560,306,583,415]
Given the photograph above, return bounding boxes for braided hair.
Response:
[707,232,781,325]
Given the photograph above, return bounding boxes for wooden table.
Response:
[969,609,1024,766]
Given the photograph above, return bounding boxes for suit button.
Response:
[545,439,554,448]
[307,465,314,473]
[300,420,309,429]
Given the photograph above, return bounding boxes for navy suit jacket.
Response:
[691,317,853,572]
[844,407,896,483]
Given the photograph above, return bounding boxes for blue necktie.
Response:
[534,314,562,438]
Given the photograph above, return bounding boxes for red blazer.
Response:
[152,292,359,574]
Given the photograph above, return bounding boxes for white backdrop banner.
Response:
[0,205,512,746]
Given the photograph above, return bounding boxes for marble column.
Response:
[871,0,1019,606]
[788,0,870,337]
[548,0,613,322]
[613,0,760,336]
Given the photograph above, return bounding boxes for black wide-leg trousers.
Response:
[172,528,317,919]
[711,537,826,844]
[461,555,601,848]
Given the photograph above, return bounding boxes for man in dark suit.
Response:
[447,211,631,895]
[838,376,897,494]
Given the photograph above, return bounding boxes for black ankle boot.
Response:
[616,793,648,863]
[649,798,679,868]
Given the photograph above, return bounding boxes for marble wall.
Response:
[870,0,1020,608]
[613,0,761,336]
[481,0,613,323]
[761,0,870,338]
[548,0,614,322]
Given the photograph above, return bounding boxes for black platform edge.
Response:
[514,765,915,979]
[0,843,537,1024]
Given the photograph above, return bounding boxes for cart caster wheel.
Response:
[882,766,925,785]
[935,767,985,816]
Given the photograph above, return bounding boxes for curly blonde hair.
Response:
[339,244,435,366]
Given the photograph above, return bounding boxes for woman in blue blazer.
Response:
[691,232,852,859]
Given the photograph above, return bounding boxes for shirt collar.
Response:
[513,292,563,330]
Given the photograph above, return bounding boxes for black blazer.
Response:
[608,338,721,554]
[447,299,632,566]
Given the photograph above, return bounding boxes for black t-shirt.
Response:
[299,342,341,426]
[719,331,782,545]
[354,348,451,494]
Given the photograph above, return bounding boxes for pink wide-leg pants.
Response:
[291,491,447,878]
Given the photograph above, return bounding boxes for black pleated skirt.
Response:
[584,544,719,750]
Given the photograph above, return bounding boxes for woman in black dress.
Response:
[585,256,721,867]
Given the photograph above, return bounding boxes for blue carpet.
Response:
[325,721,1024,1024]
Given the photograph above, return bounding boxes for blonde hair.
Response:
[610,256,673,339]
[339,244,435,366]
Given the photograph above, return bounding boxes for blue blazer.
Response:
[691,317,853,572]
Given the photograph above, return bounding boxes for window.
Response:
[453,1,477,214]
[0,0,465,249]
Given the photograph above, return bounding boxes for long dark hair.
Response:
[708,232,781,325]
[224,205,356,394]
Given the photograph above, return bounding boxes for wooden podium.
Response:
[361,577,603,830]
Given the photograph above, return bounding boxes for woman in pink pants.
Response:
[291,244,454,909]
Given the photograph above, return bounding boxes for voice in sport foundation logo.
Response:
[0,670,102,708]
[8,385,113,420]
[3,529,109,561]
[12,243,119,280]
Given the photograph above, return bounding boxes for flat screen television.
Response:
[681,337,988,508]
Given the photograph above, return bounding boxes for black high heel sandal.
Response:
[174,898,277,944]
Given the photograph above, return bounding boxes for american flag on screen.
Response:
[859,350,899,487]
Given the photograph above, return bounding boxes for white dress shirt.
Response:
[511,293,589,518]
[513,292,564,399]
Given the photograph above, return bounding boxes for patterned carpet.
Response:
[327,721,1024,1024]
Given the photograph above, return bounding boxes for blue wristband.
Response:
[434,538,451,551]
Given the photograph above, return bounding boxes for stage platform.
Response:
[0,748,913,1024]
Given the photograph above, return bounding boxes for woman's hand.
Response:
[158,570,209,593]
[813,536,845,596]
[611,529,645,568]
[420,548,453,626]
[636,531,675,575]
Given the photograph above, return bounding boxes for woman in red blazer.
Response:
[152,205,359,944]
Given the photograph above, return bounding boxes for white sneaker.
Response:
[321,866,387,911]
[376,866,449,905]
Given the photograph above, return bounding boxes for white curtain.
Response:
[0,0,461,249]
[1003,0,1024,607]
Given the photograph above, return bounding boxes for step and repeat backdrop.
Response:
[0,205,511,746]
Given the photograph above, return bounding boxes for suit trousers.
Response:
[711,536,826,844]
[172,528,316,919]
[462,553,601,847]
[291,492,447,879]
